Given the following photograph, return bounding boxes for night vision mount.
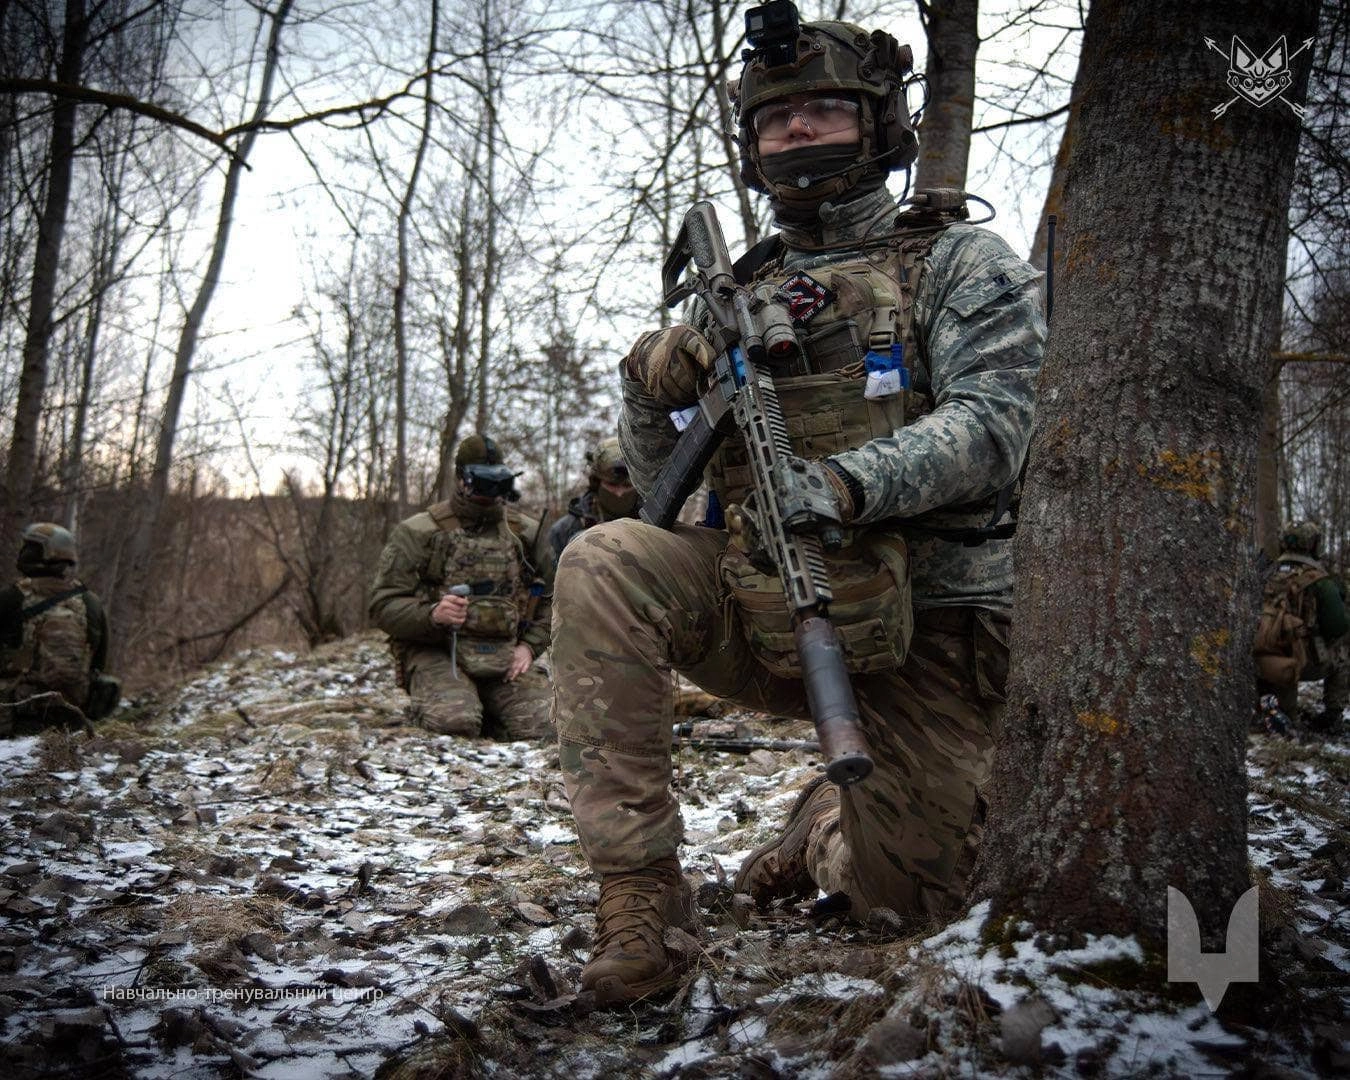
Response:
[743,0,801,67]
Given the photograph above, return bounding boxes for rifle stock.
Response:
[644,201,873,786]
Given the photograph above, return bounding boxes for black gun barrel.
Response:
[795,617,872,784]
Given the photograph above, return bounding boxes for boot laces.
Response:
[595,871,675,953]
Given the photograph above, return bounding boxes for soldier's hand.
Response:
[622,324,716,407]
[773,455,858,536]
[431,592,469,628]
[503,643,533,681]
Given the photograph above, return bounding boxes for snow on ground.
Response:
[0,633,1346,1078]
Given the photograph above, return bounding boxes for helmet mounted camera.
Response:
[744,0,801,67]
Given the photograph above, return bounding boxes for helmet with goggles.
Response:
[455,434,521,502]
[732,1,919,207]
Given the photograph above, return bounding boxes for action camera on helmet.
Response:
[744,1,801,66]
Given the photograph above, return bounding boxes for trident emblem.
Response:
[1204,35,1313,118]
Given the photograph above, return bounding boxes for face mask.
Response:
[596,485,640,519]
[759,142,864,190]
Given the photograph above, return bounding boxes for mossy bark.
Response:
[975,0,1320,950]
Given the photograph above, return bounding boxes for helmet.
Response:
[20,522,78,564]
[454,434,504,471]
[587,437,629,487]
[1281,521,1321,557]
[454,434,519,502]
[732,5,918,206]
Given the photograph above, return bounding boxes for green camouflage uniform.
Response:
[554,186,1045,918]
[370,494,552,741]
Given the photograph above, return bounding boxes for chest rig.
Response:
[707,230,941,503]
[423,502,524,678]
[703,221,951,680]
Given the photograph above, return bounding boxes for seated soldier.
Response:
[0,523,120,734]
[369,435,553,741]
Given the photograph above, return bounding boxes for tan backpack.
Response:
[1253,564,1326,689]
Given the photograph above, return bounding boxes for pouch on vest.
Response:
[457,638,515,679]
[462,595,518,640]
[719,529,913,680]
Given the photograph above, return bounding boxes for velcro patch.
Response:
[775,272,835,326]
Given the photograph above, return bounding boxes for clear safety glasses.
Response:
[752,97,860,139]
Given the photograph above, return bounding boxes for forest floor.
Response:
[0,632,1346,1079]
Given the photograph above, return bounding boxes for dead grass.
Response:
[1250,776,1349,829]
[160,892,287,943]
[1253,863,1302,933]
[35,728,81,772]
[255,755,299,791]
[1250,735,1350,784]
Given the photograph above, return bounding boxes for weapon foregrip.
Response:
[639,408,726,530]
[795,616,873,786]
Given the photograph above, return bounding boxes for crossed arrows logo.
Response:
[1204,34,1313,118]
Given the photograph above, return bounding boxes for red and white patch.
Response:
[775,272,835,325]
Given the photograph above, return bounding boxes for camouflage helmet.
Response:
[454,434,504,471]
[587,437,629,486]
[731,5,918,204]
[20,522,78,564]
[1281,521,1321,557]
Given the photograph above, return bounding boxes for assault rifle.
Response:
[672,721,821,755]
[639,201,873,786]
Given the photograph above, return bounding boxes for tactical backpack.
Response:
[1253,563,1327,689]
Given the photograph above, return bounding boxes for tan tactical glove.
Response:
[622,324,717,407]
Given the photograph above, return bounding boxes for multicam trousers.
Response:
[403,644,552,741]
[552,519,1009,919]
[1280,636,1348,725]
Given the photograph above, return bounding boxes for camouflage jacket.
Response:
[619,193,1045,611]
[368,498,552,658]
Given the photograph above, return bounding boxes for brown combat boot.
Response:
[734,775,840,909]
[581,857,701,1005]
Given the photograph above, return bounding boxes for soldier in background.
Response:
[1,523,120,734]
[1255,521,1348,733]
[551,5,1044,1005]
[548,437,642,560]
[370,435,552,741]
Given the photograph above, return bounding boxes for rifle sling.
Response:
[20,585,88,622]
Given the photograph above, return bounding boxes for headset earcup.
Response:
[878,88,918,169]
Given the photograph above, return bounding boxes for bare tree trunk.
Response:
[473,3,500,437]
[117,0,294,653]
[976,0,1319,950]
[913,0,978,192]
[1256,362,1283,558]
[2,0,86,538]
[703,0,760,243]
[392,0,438,522]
